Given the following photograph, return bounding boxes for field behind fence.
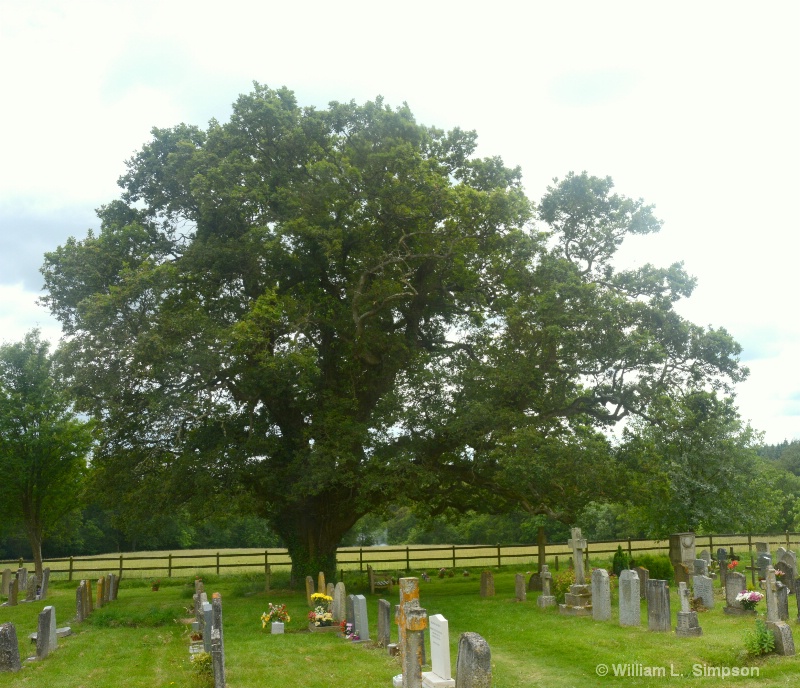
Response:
[3,532,799,581]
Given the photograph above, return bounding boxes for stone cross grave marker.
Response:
[646,579,670,632]
[766,566,780,622]
[454,632,491,688]
[0,622,22,672]
[592,569,611,621]
[211,593,226,688]
[675,582,702,637]
[514,574,526,602]
[353,594,370,642]
[479,571,494,598]
[537,565,555,608]
[669,533,695,585]
[568,528,587,585]
[422,614,455,688]
[378,598,392,647]
[36,605,58,660]
[332,581,346,622]
[618,569,640,627]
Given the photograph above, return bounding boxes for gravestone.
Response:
[537,565,555,608]
[332,581,346,622]
[634,567,649,599]
[305,576,315,606]
[646,579,670,632]
[422,614,455,688]
[346,594,356,632]
[592,569,611,621]
[82,580,91,619]
[317,571,326,595]
[26,573,38,602]
[16,568,27,591]
[479,571,494,598]
[75,584,85,622]
[669,533,695,585]
[755,543,771,581]
[0,623,22,672]
[693,559,708,577]
[378,598,392,647]
[692,575,714,609]
[353,594,370,642]
[326,582,335,599]
[40,568,50,600]
[36,605,58,659]
[675,582,702,637]
[777,582,789,622]
[618,570,640,626]
[454,632,491,688]
[104,574,111,605]
[202,601,213,653]
[717,548,728,587]
[723,571,748,614]
[559,528,591,616]
[527,570,542,592]
[109,573,118,601]
[393,577,427,688]
[764,567,795,655]
[514,574,526,602]
[7,579,17,607]
[0,569,9,597]
[211,593,226,688]
[700,549,711,565]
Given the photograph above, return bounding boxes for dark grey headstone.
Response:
[455,632,491,688]
[778,582,790,622]
[0,623,21,672]
[646,579,670,632]
[377,598,391,647]
[353,594,370,641]
[634,567,649,599]
[211,594,225,688]
[36,606,57,659]
[40,568,51,600]
[7,579,17,607]
[0,569,10,597]
[767,620,795,656]
[26,573,38,602]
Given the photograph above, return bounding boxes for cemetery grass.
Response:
[2,570,800,687]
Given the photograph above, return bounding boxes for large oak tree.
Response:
[41,85,745,581]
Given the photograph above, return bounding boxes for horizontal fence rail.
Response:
[2,532,799,581]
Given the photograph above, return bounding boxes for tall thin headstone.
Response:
[764,567,795,655]
[317,571,326,595]
[40,568,50,600]
[26,573,38,602]
[104,574,111,605]
[592,569,611,621]
[0,623,22,672]
[108,573,118,601]
[326,582,335,599]
[353,594,370,642]
[618,570,640,626]
[332,581,346,623]
[378,598,392,647]
[36,605,58,659]
[346,594,356,632]
[675,582,702,637]
[16,568,27,591]
[454,632,491,688]
[479,571,494,598]
[394,577,427,688]
[0,570,9,597]
[777,582,790,622]
[422,614,455,688]
[646,579,670,632]
[305,576,315,607]
[211,593,226,688]
[7,579,17,607]
[514,574,526,602]
[634,567,649,599]
[75,584,85,622]
[202,601,213,653]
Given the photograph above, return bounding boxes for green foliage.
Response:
[629,553,673,582]
[551,567,576,603]
[744,619,776,656]
[611,545,630,576]
[190,651,213,680]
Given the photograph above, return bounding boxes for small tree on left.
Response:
[0,330,93,579]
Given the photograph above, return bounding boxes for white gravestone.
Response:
[618,570,640,626]
[422,614,455,688]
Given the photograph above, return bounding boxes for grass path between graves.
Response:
[1,569,799,687]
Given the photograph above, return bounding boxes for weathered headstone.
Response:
[82,580,92,618]
[378,598,392,647]
[346,594,356,632]
[700,549,711,565]
[568,527,588,585]
[317,571,326,595]
[454,632,491,688]
[693,559,708,577]
[326,582,335,599]
[353,594,370,642]
[527,570,542,592]
[7,578,18,607]
[422,614,455,688]
[109,573,118,601]
[675,582,702,637]
[592,569,611,621]
[764,566,795,655]
[723,571,748,614]
[618,569,640,626]
[40,568,50,600]
[104,574,111,605]
[211,593,226,688]
[755,543,771,581]
[777,582,790,622]
[96,577,106,608]
[332,581,346,622]
[394,577,427,688]
[16,568,27,592]
[514,574,526,602]
[36,605,58,659]
[646,579,670,632]
[202,601,213,653]
[0,623,22,672]
[669,533,695,585]
[75,584,85,622]
[692,574,714,609]
[537,565,555,608]
[26,573,38,602]
[634,566,649,599]
[305,575,315,607]
[479,571,494,598]
[0,570,10,597]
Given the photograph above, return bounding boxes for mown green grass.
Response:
[1,569,799,687]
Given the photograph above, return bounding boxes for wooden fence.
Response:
[3,532,799,581]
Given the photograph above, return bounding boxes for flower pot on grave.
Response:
[271,622,285,634]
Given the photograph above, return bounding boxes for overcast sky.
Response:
[1,0,798,443]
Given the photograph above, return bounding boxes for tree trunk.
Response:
[27,530,44,581]
[272,498,361,587]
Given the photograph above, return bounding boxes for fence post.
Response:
[359,547,363,572]
[265,550,271,593]
[18,558,22,569]
[406,546,410,572]
[119,554,123,579]
[555,555,559,571]
[748,534,752,557]
[627,538,632,558]
[452,545,456,569]
[786,531,790,549]
[168,553,173,578]
[708,534,713,553]
[68,556,74,582]
[496,544,501,568]
[216,552,220,575]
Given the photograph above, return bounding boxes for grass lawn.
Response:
[1,568,799,687]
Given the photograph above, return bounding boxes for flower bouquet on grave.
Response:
[309,593,333,626]
[736,590,764,611]
[727,559,741,572]
[261,603,291,627]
